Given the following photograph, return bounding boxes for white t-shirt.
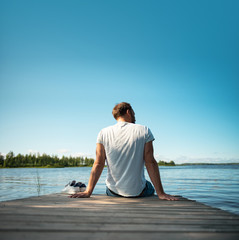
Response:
[96,121,155,197]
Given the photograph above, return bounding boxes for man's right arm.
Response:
[70,143,106,198]
[144,141,178,201]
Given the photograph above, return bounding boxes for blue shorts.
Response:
[106,180,155,198]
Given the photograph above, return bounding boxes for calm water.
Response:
[0,165,238,215]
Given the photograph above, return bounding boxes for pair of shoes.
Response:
[74,182,86,192]
[61,180,86,194]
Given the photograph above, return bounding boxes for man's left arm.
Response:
[70,143,106,198]
[144,141,178,201]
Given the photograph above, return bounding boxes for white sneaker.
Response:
[61,180,87,194]
[61,185,80,194]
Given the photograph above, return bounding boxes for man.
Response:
[70,102,178,200]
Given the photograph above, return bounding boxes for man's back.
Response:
[70,102,178,201]
[97,121,154,196]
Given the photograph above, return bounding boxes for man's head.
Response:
[112,102,136,123]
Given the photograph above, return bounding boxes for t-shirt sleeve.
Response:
[145,127,155,143]
[96,130,103,144]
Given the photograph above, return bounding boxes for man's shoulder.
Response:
[99,122,150,133]
[133,123,147,129]
[99,123,117,133]
[129,123,149,131]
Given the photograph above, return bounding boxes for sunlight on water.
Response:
[0,165,238,215]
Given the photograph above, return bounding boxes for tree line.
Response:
[0,151,94,168]
[0,151,176,168]
[157,160,176,166]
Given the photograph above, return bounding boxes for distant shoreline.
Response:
[2,152,238,168]
[175,163,239,166]
[1,162,239,169]
[157,160,239,167]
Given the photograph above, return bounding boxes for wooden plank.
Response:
[1,214,239,225]
[1,232,239,240]
[0,210,237,220]
[1,221,238,232]
[1,221,239,232]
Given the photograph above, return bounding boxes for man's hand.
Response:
[158,193,179,201]
[69,191,91,198]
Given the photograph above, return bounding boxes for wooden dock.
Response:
[0,194,239,240]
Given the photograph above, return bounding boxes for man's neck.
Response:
[117,117,130,123]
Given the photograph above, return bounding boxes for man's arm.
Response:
[144,141,178,201]
[70,143,106,198]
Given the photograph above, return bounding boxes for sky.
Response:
[0,0,239,164]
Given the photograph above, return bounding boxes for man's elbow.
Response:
[93,160,105,169]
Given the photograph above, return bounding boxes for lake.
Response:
[0,165,238,215]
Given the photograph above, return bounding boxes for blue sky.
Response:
[0,0,239,164]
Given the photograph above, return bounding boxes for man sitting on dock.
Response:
[70,102,178,200]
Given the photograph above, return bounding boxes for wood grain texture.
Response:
[0,194,238,240]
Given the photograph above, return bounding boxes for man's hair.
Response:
[112,102,133,120]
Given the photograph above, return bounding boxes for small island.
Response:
[157,160,176,166]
